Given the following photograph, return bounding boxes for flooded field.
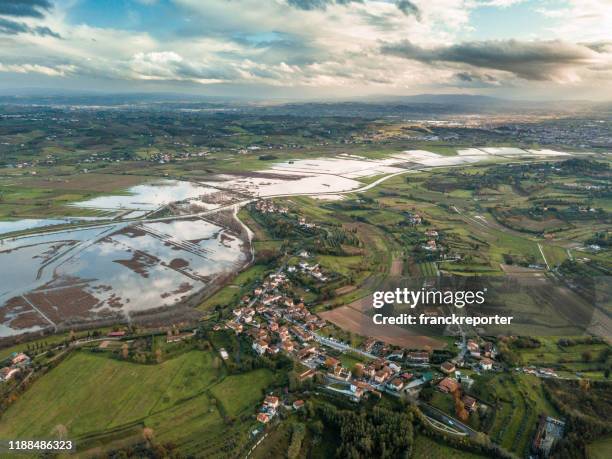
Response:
[0,148,584,337]
[0,218,248,337]
[0,217,111,237]
[201,148,577,197]
[75,180,221,212]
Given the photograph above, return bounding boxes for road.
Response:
[538,243,550,270]
[419,403,478,437]
[312,333,378,360]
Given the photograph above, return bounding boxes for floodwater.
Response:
[0,217,108,237]
[0,148,583,336]
[0,218,247,337]
[75,180,220,211]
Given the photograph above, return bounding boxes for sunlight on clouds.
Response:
[0,0,609,98]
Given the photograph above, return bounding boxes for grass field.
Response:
[210,369,275,417]
[586,436,612,459]
[472,373,559,456]
[411,434,488,458]
[199,263,269,311]
[0,349,276,456]
[0,351,219,438]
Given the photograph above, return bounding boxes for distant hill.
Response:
[0,91,607,118]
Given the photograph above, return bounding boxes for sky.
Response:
[0,0,611,100]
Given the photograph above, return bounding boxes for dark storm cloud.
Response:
[286,0,362,11]
[0,0,52,18]
[380,39,597,80]
[0,17,60,37]
[455,72,473,81]
[396,0,420,19]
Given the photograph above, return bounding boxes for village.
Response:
[0,352,31,383]
[220,264,503,425]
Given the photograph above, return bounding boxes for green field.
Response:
[0,350,275,456]
[411,434,488,458]
[586,436,612,459]
[210,369,275,417]
[471,373,559,456]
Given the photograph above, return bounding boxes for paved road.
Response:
[419,403,478,438]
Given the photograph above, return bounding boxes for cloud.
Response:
[0,0,52,18]
[381,39,603,80]
[286,0,362,10]
[396,0,420,19]
[0,62,73,76]
[129,51,240,83]
[0,0,610,99]
[0,17,60,37]
[582,41,612,54]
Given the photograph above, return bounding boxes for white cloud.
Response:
[0,0,609,98]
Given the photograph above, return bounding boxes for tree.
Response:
[453,390,469,422]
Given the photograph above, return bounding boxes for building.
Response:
[166,330,195,343]
[293,400,305,410]
[374,367,393,384]
[324,357,340,369]
[257,413,270,424]
[298,369,316,381]
[281,340,295,352]
[483,342,496,357]
[388,378,405,391]
[407,351,430,363]
[467,340,480,357]
[264,395,280,409]
[438,377,460,393]
[362,338,377,353]
[440,361,456,374]
[107,331,126,337]
[462,395,477,412]
[533,416,565,457]
[334,366,352,381]
[0,367,19,382]
[480,358,493,371]
[252,340,269,355]
[10,353,30,367]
